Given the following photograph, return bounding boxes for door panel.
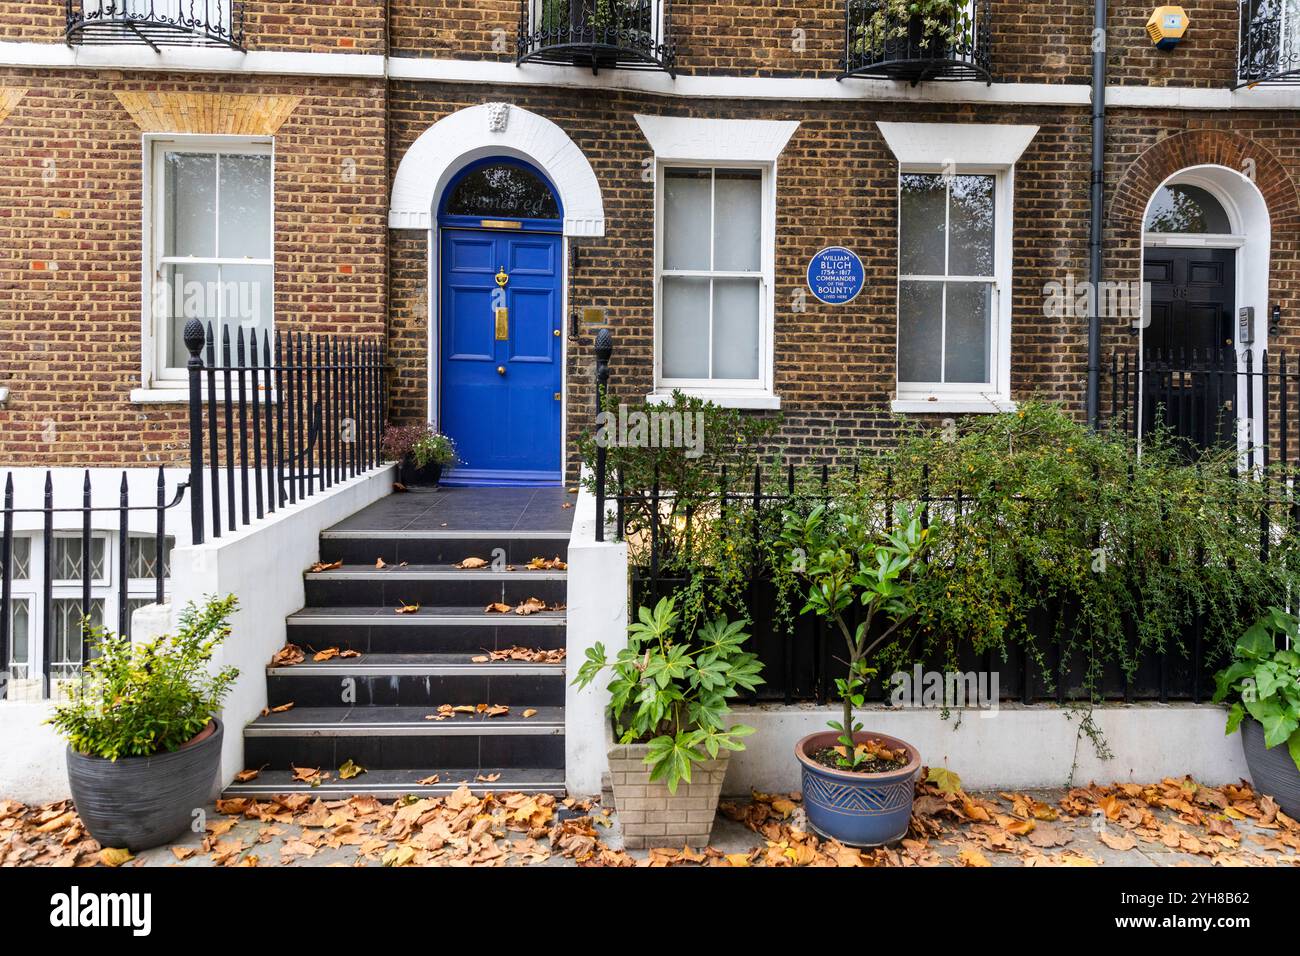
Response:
[1141,246,1236,451]
[440,228,563,483]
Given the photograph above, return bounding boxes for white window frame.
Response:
[893,164,1014,412]
[1,532,170,688]
[141,133,275,393]
[652,160,778,408]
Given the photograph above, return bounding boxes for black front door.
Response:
[1141,247,1237,449]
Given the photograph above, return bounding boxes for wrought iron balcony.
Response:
[517,0,675,76]
[1237,0,1300,86]
[842,0,991,84]
[65,1,245,51]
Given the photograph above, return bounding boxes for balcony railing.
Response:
[65,1,245,51]
[517,0,675,76]
[1237,0,1300,86]
[842,0,991,84]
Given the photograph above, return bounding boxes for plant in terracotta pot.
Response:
[48,595,240,852]
[1213,606,1300,818]
[381,423,456,487]
[780,502,928,847]
[575,595,764,848]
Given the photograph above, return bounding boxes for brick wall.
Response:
[0,1,387,53]
[0,69,387,467]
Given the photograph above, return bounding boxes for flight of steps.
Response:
[225,519,571,798]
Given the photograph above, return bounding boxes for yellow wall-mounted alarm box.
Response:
[1146,5,1189,50]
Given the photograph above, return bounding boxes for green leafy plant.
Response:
[1213,607,1300,772]
[781,503,928,770]
[849,0,975,56]
[380,423,457,468]
[575,596,764,792]
[47,596,240,761]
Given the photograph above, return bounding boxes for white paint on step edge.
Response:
[724,703,1249,795]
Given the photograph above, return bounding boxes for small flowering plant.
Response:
[380,423,457,469]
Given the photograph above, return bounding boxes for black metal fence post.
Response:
[185,319,206,545]
[1,473,11,699]
[593,328,612,543]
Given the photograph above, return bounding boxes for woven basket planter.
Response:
[608,739,730,849]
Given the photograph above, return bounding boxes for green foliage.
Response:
[780,503,928,769]
[849,0,976,55]
[574,596,764,793]
[47,596,240,760]
[380,423,457,468]
[1213,608,1300,772]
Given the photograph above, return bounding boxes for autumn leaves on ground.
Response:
[3,773,1298,868]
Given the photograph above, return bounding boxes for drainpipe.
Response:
[1086,0,1107,429]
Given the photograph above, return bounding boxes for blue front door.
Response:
[439,228,563,484]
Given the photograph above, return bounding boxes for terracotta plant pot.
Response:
[608,738,729,849]
[1241,718,1300,819]
[66,719,224,852]
[400,458,443,487]
[794,729,921,847]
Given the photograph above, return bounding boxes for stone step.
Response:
[303,566,567,608]
[242,705,565,771]
[265,653,565,708]
[285,606,567,654]
[319,529,570,567]
[223,767,567,799]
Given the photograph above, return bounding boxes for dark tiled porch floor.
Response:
[330,486,578,533]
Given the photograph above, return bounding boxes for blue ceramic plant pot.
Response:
[795,730,921,848]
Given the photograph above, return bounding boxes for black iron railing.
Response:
[518,0,675,75]
[589,339,1298,706]
[65,1,246,51]
[1,469,185,701]
[1100,347,1300,473]
[1237,0,1300,86]
[842,0,991,83]
[183,320,386,545]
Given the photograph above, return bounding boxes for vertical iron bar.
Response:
[0,473,11,699]
[80,471,91,664]
[236,328,251,526]
[185,320,206,545]
[117,473,129,639]
[221,325,236,532]
[42,472,53,699]
[263,332,277,513]
[305,332,316,498]
[205,322,222,539]
[250,330,264,519]
[155,467,166,606]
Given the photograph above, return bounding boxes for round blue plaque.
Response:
[807,246,865,305]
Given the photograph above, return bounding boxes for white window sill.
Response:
[0,386,8,406]
[891,397,1017,415]
[646,390,781,411]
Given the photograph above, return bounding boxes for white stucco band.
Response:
[876,121,1039,168]
[388,103,605,236]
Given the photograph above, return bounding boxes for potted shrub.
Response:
[48,595,240,852]
[780,503,928,847]
[1213,607,1300,818]
[850,0,975,65]
[575,596,764,849]
[539,0,654,66]
[381,423,456,487]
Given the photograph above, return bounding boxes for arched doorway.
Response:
[437,158,565,484]
[1139,165,1271,454]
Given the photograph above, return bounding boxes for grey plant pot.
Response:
[66,719,224,852]
[1241,717,1300,820]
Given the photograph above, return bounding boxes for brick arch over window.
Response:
[1109,130,1300,238]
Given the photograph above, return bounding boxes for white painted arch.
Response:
[388,102,605,236]
[1139,163,1272,454]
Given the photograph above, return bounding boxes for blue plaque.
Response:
[807,246,865,305]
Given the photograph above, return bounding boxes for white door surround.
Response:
[1138,163,1272,454]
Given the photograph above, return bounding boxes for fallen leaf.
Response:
[270,644,306,667]
[928,767,963,795]
[396,602,420,614]
[339,759,367,780]
[522,708,538,719]
[309,560,342,573]
[233,768,262,783]
[456,557,489,569]
[484,602,512,614]
[270,702,295,713]
[99,847,134,868]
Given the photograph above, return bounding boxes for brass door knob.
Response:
[497,365,506,375]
